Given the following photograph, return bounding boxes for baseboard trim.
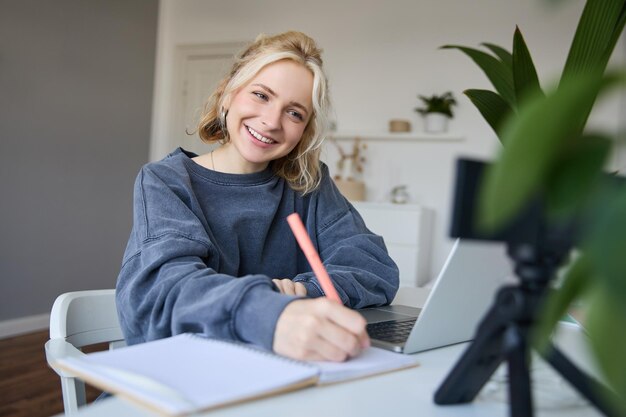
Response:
[0,313,50,339]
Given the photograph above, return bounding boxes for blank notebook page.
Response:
[60,334,319,415]
[314,346,417,384]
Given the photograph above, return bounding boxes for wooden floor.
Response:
[0,331,103,417]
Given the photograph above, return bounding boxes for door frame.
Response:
[152,42,247,160]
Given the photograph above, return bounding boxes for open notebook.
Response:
[55,333,417,416]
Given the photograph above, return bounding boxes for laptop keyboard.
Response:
[366,318,417,344]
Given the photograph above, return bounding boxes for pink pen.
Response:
[286,213,342,303]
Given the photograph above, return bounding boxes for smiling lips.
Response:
[246,126,276,144]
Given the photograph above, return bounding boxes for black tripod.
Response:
[434,242,619,417]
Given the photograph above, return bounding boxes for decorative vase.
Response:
[424,113,449,133]
[334,178,366,201]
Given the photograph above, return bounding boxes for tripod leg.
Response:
[504,325,534,417]
[542,344,620,417]
[434,334,505,404]
[434,298,509,404]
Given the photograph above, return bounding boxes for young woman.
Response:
[116,31,399,362]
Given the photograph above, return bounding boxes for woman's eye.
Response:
[288,110,304,121]
[253,91,268,101]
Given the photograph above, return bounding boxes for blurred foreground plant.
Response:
[445,0,626,412]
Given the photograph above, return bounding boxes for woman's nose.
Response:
[261,105,281,130]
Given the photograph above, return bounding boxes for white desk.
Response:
[56,289,601,417]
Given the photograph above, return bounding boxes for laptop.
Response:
[358,238,514,354]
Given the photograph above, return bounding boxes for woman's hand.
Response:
[273,298,370,362]
[272,278,307,296]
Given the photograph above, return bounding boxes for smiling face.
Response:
[221,60,314,174]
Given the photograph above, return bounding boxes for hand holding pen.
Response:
[272,213,370,362]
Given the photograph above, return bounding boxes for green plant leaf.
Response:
[562,0,626,81]
[560,0,626,134]
[512,26,543,104]
[585,286,626,414]
[415,93,456,117]
[599,4,626,68]
[481,42,513,70]
[533,252,592,353]
[478,73,623,231]
[441,45,516,107]
[464,89,514,142]
[586,185,626,308]
[545,133,611,218]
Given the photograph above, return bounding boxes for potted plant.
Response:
[444,0,626,413]
[414,92,457,133]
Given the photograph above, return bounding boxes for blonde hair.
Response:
[196,31,331,194]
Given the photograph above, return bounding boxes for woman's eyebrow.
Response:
[251,83,310,115]
[252,83,277,97]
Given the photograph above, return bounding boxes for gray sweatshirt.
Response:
[116,148,399,350]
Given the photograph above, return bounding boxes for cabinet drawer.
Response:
[353,202,432,287]
[352,202,432,287]
[354,204,422,246]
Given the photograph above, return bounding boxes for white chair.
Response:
[44,289,126,415]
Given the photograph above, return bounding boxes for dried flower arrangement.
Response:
[330,137,367,181]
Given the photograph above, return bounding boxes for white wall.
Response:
[151,0,625,283]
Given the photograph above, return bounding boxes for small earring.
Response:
[220,108,228,128]
[220,108,229,140]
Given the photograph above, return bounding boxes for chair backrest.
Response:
[49,289,124,348]
[46,289,126,414]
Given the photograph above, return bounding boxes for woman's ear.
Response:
[221,93,232,111]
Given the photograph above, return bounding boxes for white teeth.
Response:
[247,126,275,144]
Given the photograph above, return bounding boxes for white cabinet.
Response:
[352,202,433,287]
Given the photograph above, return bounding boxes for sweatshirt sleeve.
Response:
[293,167,400,308]
[115,166,296,349]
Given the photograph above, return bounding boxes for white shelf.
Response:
[330,131,464,142]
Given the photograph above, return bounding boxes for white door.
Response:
[170,43,247,156]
